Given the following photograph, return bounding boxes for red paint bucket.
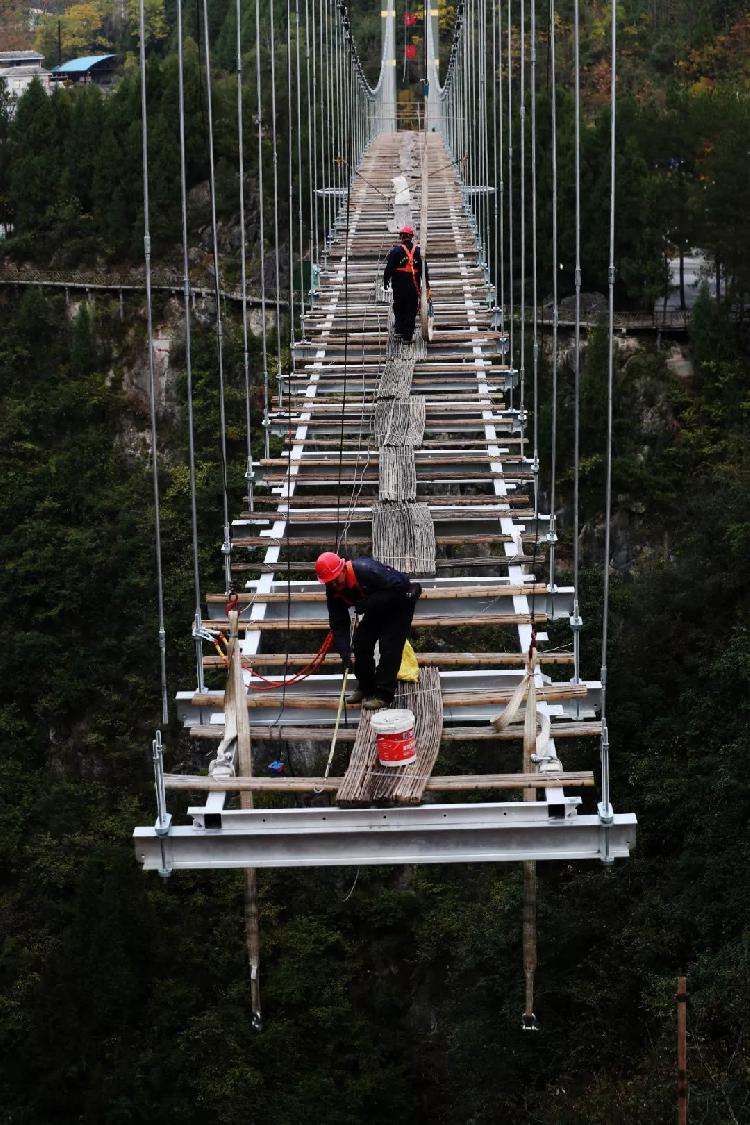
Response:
[371,708,416,767]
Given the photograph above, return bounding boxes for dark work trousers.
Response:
[392,275,419,341]
[353,592,416,702]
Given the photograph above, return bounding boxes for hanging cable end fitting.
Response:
[521,1012,539,1032]
[598,801,615,828]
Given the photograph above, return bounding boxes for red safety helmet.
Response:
[399,225,415,237]
[315,551,345,584]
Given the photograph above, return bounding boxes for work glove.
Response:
[406,582,423,601]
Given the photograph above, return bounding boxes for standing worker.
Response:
[315,552,422,710]
[383,225,431,343]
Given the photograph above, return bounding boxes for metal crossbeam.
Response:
[134,802,636,871]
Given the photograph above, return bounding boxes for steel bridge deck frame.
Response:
[135,803,636,871]
[137,123,635,871]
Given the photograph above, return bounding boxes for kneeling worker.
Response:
[315,552,422,710]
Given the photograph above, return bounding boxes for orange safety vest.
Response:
[395,243,422,296]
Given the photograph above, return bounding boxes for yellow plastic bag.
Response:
[397,639,420,683]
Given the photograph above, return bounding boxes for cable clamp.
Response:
[608,265,616,284]
[574,267,581,287]
[193,624,218,645]
[598,801,614,826]
[569,613,583,631]
[221,538,232,558]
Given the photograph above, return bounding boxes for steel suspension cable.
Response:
[480,0,490,271]
[137,0,169,725]
[201,0,232,593]
[492,0,499,306]
[599,0,617,829]
[519,0,526,457]
[236,0,255,515]
[507,0,514,403]
[498,0,505,329]
[310,0,320,275]
[255,0,270,457]
[530,0,539,476]
[269,0,283,403]
[295,0,306,329]
[176,0,204,691]
[571,0,583,681]
[547,0,559,594]
[287,0,296,345]
[305,0,316,294]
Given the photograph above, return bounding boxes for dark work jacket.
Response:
[326,556,411,661]
[383,241,430,299]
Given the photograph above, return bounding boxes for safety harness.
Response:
[395,242,422,298]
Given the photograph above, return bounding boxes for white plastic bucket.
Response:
[370,708,416,767]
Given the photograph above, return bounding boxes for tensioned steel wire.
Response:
[201,0,233,593]
[287,0,296,343]
[269,0,283,402]
[547,0,560,595]
[137,0,169,724]
[599,0,618,829]
[176,0,204,691]
[571,0,584,682]
[507,0,515,405]
[530,0,539,480]
[519,0,526,459]
[236,0,255,515]
[255,0,271,458]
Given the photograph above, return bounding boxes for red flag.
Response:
[405,43,418,60]
[404,11,418,27]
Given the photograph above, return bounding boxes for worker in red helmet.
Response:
[315,551,422,710]
[383,225,431,343]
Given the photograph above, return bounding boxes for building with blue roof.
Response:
[50,54,117,89]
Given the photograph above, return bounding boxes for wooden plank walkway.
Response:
[174,128,602,803]
[336,668,444,807]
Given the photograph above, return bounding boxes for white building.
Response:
[0,50,50,101]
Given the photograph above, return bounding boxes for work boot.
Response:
[347,687,367,705]
[362,696,390,711]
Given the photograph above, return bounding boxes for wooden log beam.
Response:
[164,770,596,792]
[194,611,548,632]
[204,583,551,605]
[201,650,575,669]
[187,720,601,742]
[190,682,587,710]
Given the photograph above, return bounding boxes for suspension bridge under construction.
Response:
[133,0,636,1029]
